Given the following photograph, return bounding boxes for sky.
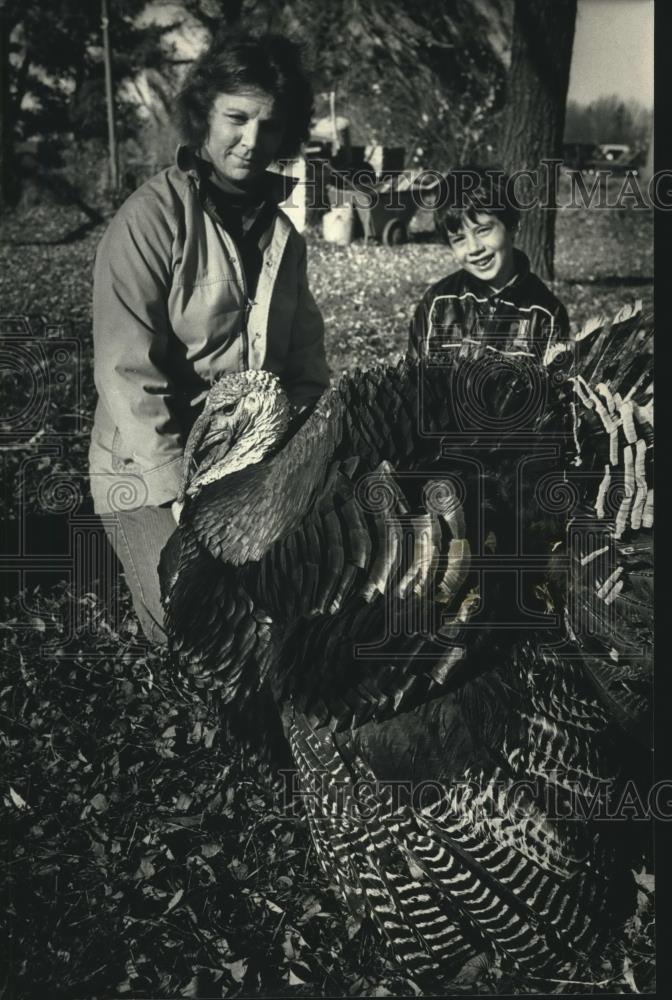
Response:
[567,0,653,107]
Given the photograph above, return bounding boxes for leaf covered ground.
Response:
[0,189,655,998]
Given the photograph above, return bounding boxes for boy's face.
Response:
[447,211,516,288]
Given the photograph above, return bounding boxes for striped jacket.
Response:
[407,250,569,363]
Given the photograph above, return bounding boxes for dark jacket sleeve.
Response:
[554,299,570,340]
[532,274,570,344]
[407,290,432,361]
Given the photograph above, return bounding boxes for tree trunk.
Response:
[501,0,577,281]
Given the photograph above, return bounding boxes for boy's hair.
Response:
[176,32,314,161]
[435,167,521,241]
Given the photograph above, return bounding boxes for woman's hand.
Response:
[171,500,184,525]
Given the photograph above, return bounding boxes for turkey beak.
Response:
[195,426,233,468]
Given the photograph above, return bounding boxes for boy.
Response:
[408,168,569,361]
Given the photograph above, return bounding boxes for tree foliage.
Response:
[565,96,652,153]
[166,0,513,168]
[0,0,176,205]
[2,0,516,206]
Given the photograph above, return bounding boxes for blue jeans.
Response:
[102,505,177,645]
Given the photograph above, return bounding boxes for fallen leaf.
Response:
[346,914,362,940]
[622,955,638,992]
[138,857,156,879]
[165,888,184,913]
[204,726,218,748]
[633,868,655,895]
[226,959,247,983]
[9,787,28,810]
[264,897,283,914]
[288,962,311,986]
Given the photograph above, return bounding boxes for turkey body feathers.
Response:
[160,306,653,987]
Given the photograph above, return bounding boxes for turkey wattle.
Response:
[159,303,652,988]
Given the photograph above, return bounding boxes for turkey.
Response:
[159,301,653,990]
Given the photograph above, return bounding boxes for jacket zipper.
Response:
[202,186,253,371]
[227,234,252,372]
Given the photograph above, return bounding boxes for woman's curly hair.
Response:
[176,32,314,161]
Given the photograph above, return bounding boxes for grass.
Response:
[0,185,655,998]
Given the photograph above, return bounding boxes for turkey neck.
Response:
[193,390,346,565]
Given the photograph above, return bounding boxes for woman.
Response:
[89,32,330,644]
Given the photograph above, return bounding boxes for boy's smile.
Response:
[447,212,517,289]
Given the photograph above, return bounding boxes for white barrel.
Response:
[322,205,355,245]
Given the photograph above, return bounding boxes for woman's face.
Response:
[203,88,286,184]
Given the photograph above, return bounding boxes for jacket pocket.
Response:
[170,276,245,359]
[111,426,141,474]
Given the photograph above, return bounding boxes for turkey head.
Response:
[179,369,291,502]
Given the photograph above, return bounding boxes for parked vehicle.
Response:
[585,143,643,176]
[327,170,441,245]
[562,142,600,172]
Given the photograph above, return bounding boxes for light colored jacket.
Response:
[89,146,330,514]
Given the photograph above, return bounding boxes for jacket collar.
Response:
[463,248,531,299]
[175,144,298,206]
